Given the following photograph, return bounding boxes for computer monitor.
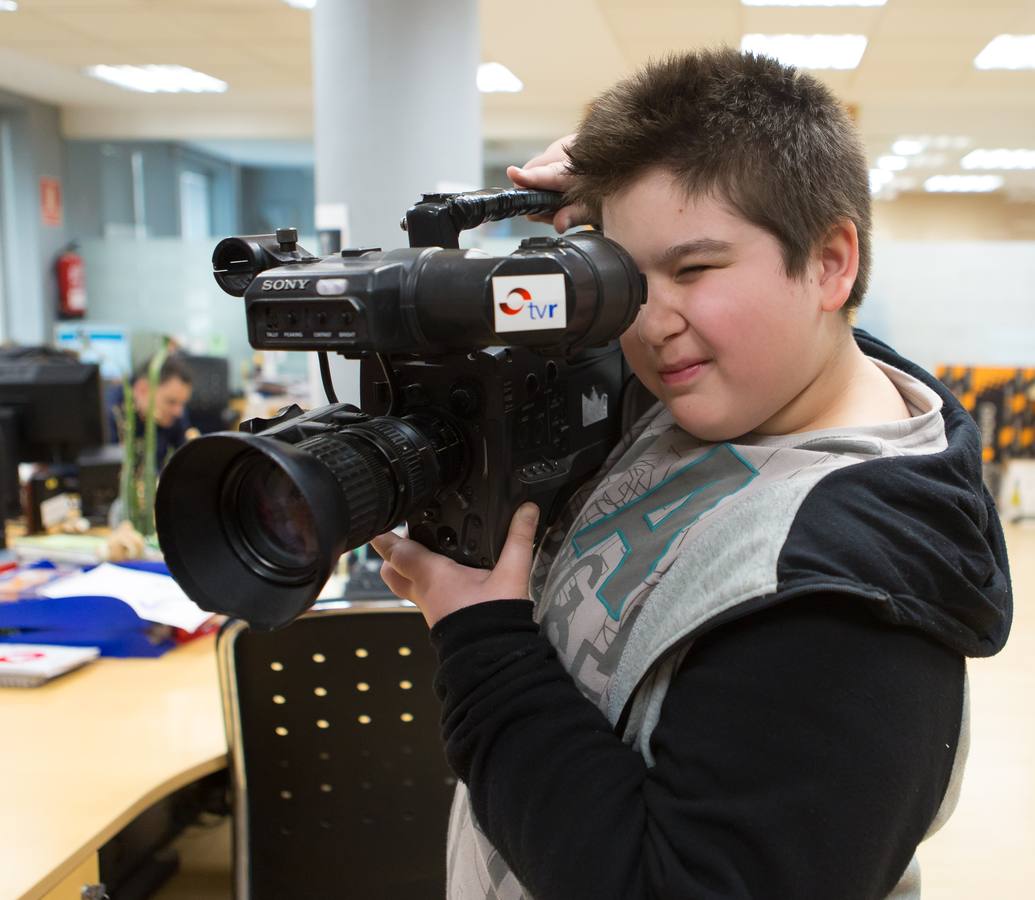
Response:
[181,353,233,434]
[53,324,131,380]
[0,353,106,521]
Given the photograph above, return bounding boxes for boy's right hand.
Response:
[506,133,593,233]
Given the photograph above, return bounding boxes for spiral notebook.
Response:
[0,643,101,688]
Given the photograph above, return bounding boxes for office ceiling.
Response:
[1,0,1035,197]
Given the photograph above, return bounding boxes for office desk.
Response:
[0,634,226,900]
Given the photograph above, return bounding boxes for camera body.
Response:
[363,348,622,566]
[155,190,645,628]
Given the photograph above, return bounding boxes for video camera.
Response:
[154,188,645,629]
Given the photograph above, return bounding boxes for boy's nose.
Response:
[637,282,687,347]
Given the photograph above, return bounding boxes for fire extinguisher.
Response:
[56,243,87,319]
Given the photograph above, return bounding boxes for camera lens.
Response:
[228,456,320,575]
[155,411,465,630]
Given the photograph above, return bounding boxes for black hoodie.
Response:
[431,331,1012,900]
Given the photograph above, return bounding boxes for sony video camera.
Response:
[154,188,645,629]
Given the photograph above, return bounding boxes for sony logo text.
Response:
[262,278,311,291]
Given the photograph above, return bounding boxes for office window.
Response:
[180,170,211,239]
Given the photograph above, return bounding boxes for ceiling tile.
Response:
[874,5,1027,39]
[44,11,202,43]
[177,11,311,43]
[0,9,100,43]
[740,7,884,34]
[1,0,1033,162]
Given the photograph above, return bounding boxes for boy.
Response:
[370,49,1011,898]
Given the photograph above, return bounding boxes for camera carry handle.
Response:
[402,188,564,249]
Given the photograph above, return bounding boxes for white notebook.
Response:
[0,643,101,688]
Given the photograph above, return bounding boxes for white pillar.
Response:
[310,0,481,406]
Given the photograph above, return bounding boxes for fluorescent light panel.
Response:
[742,1,885,6]
[282,0,317,9]
[924,175,1003,193]
[891,139,925,156]
[891,135,971,157]
[0,1,18,11]
[740,34,868,69]
[86,65,227,94]
[961,148,1035,170]
[876,155,907,171]
[477,62,523,93]
[974,35,1035,70]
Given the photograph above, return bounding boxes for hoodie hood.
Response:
[775,329,1012,658]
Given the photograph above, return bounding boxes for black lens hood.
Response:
[156,431,347,630]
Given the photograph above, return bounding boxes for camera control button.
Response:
[404,383,429,406]
[316,278,349,296]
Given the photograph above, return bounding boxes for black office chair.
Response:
[217,602,457,900]
[181,354,235,435]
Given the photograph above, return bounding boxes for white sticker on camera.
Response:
[492,274,567,333]
[582,386,608,426]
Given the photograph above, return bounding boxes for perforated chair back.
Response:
[218,601,456,900]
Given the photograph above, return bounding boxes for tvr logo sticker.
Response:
[498,287,532,315]
[492,274,567,333]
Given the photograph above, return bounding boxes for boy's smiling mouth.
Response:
[658,358,711,385]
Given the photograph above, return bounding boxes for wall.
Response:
[0,89,66,345]
[64,140,242,240]
[77,237,256,388]
[60,140,316,387]
[239,166,315,236]
[874,193,1035,242]
[860,193,1035,370]
[860,240,1035,371]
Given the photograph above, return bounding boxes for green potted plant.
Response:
[112,342,170,550]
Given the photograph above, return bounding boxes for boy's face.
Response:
[602,167,834,442]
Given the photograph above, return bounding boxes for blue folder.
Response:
[0,560,179,658]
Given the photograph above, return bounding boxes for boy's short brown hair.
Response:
[566,48,872,313]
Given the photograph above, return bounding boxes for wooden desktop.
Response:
[0,633,226,900]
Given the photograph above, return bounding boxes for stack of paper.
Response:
[39,563,213,632]
[0,643,100,688]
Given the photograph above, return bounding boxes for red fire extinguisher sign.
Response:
[56,248,87,319]
[40,176,62,227]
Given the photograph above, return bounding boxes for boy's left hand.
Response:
[369,502,540,627]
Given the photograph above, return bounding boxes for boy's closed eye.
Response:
[675,262,728,280]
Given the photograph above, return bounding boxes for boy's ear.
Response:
[816,219,859,313]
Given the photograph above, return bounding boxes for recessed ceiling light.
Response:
[974,35,1035,70]
[877,155,908,171]
[0,1,18,11]
[891,139,926,156]
[477,62,523,93]
[924,175,1004,193]
[282,0,317,9]
[961,148,1035,170]
[742,1,885,6]
[85,65,228,94]
[740,34,868,69]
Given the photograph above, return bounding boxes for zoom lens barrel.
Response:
[155,413,464,629]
